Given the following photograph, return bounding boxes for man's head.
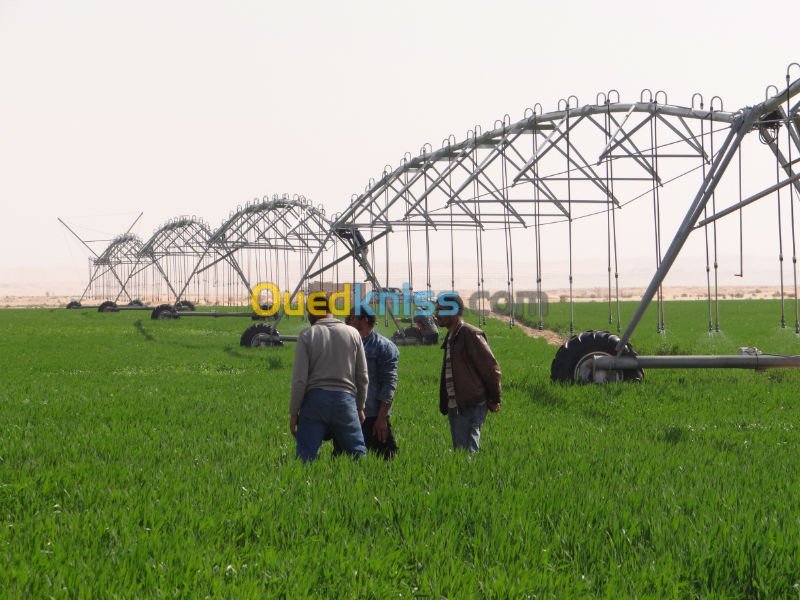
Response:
[435,293,464,329]
[345,309,375,336]
[307,292,332,324]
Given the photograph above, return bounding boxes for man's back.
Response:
[289,298,371,462]
[290,317,368,416]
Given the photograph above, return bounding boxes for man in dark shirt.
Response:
[340,310,400,459]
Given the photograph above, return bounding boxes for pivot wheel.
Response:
[66,301,82,309]
[240,324,283,348]
[174,300,195,311]
[98,300,118,313]
[151,304,179,320]
[550,330,644,384]
[127,299,144,307]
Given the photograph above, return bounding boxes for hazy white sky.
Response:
[1,0,798,294]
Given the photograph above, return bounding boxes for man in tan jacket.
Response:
[290,294,368,461]
[435,293,501,452]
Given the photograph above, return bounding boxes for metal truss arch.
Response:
[335,99,744,232]
[94,233,145,266]
[139,216,215,257]
[83,234,149,304]
[284,66,800,345]
[210,193,330,252]
[136,215,235,305]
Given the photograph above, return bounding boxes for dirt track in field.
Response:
[488,312,566,346]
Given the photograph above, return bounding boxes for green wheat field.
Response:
[2,300,800,597]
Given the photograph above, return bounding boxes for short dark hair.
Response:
[453,294,465,315]
[307,292,331,324]
[348,309,376,327]
[437,292,464,316]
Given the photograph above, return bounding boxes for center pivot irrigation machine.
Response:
[64,64,800,383]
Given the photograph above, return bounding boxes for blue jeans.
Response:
[296,388,366,462]
[448,403,489,452]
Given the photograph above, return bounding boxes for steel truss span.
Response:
[207,194,335,307]
[136,216,225,306]
[77,194,341,307]
[69,63,800,377]
[304,64,800,344]
[82,234,147,305]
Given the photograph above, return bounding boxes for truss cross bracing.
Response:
[81,233,147,304]
[286,65,800,341]
[70,64,800,348]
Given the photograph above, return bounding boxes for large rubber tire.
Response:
[240,324,283,347]
[550,330,644,384]
[66,301,82,309]
[175,300,195,311]
[98,301,118,313]
[127,299,144,307]
[151,304,179,320]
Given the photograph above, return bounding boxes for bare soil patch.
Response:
[488,311,566,346]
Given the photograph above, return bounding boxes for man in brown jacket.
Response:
[435,293,501,452]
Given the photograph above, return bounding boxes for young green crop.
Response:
[1,303,799,596]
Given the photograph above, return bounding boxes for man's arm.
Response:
[354,336,369,412]
[465,330,502,405]
[372,341,399,442]
[289,334,310,417]
[372,400,391,442]
[375,341,399,406]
